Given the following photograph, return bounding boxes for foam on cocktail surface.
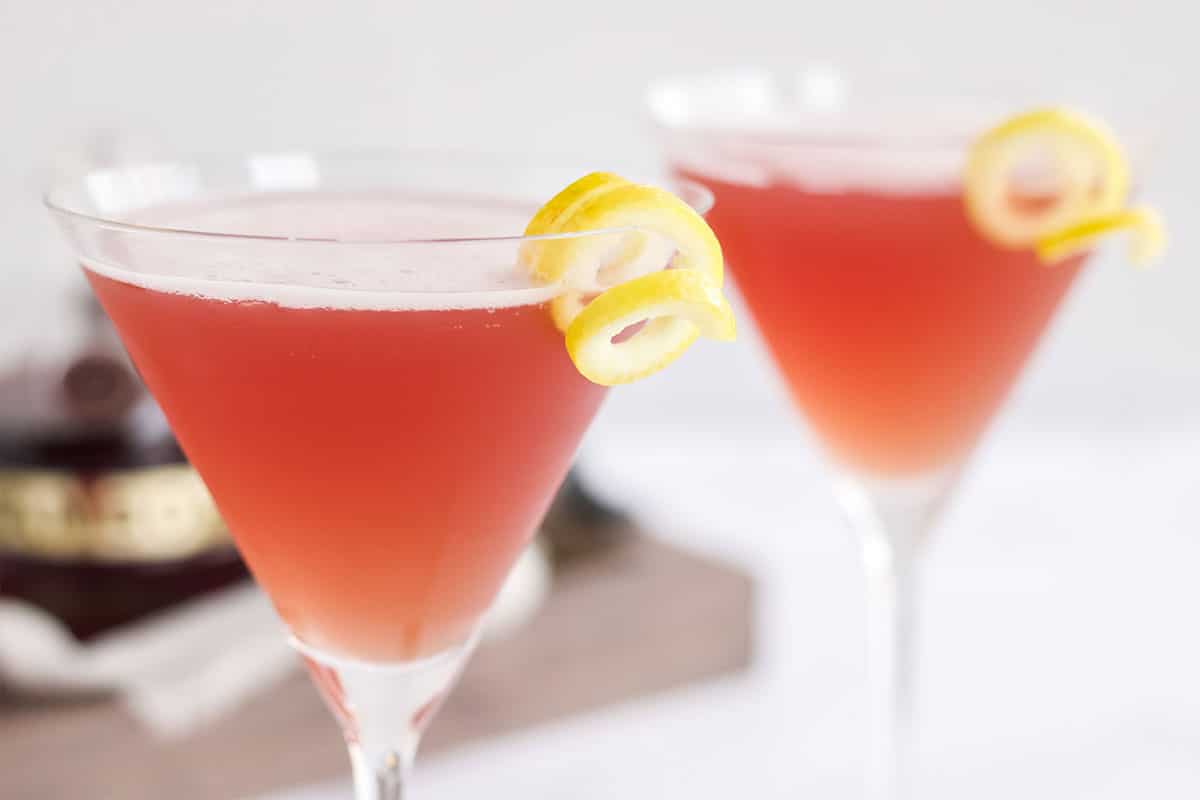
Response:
[648,70,1024,193]
[81,192,562,311]
[663,125,968,194]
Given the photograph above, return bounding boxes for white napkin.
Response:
[0,583,295,737]
[0,543,551,739]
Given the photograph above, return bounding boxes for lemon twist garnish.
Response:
[1035,206,1166,266]
[523,171,629,238]
[525,180,723,289]
[565,269,736,385]
[522,172,735,385]
[964,107,1165,266]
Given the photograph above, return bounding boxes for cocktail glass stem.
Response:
[295,634,479,800]
[349,745,409,800]
[833,468,957,800]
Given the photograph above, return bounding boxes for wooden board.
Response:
[0,532,753,799]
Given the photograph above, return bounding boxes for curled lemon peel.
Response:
[522,172,734,385]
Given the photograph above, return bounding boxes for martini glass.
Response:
[45,152,712,799]
[650,69,1097,797]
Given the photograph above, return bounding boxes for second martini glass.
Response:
[649,69,1129,797]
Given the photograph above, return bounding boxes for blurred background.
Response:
[1,1,1197,798]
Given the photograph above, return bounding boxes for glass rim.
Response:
[44,147,715,246]
[644,66,1131,154]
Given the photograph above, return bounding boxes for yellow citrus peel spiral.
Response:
[964,108,1165,266]
[521,172,735,385]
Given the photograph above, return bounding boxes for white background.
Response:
[2,0,1197,420]
[2,1,1197,797]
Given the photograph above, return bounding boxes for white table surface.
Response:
[266,417,1200,800]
